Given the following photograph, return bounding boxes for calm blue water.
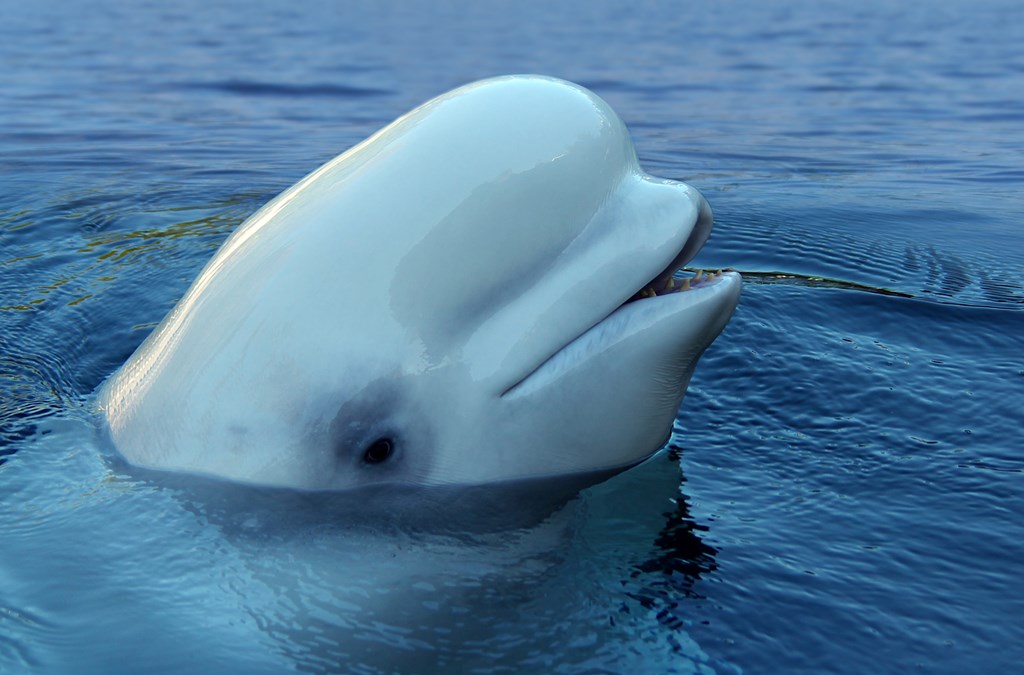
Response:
[2,1,1023,672]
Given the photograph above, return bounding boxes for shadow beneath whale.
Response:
[615,445,719,645]
[632,446,719,598]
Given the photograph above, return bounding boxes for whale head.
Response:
[99,75,740,499]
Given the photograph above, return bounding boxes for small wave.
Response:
[958,458,1023,474]
[180,79,392,99]
[733,267,1024,310]
[727,270,913,299]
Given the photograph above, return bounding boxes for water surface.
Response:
[2,1,1023,672]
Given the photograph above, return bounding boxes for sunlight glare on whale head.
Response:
[98,75,741,497]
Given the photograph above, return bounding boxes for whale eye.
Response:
[363,438,394,464]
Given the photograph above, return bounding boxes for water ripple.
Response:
[180,79,393,99]
[1,0,1023,672]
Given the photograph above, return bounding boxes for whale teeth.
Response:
[632,267,728,302]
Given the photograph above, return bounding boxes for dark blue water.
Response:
[2,1,1022,672]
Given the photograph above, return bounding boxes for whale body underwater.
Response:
[98,75,741,510]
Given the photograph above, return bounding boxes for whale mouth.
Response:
[624,266,734,306]
[502,195,738,400]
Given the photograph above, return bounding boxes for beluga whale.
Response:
[98,75,740,509]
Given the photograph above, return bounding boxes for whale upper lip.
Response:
[622,196,716,307]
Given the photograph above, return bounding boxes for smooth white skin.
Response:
[98,75,741,491]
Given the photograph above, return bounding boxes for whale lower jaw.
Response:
[503,271,741,399]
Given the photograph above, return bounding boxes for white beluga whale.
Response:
[98,75,740,503]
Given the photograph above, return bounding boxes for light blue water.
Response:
[2,1,1023,672]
